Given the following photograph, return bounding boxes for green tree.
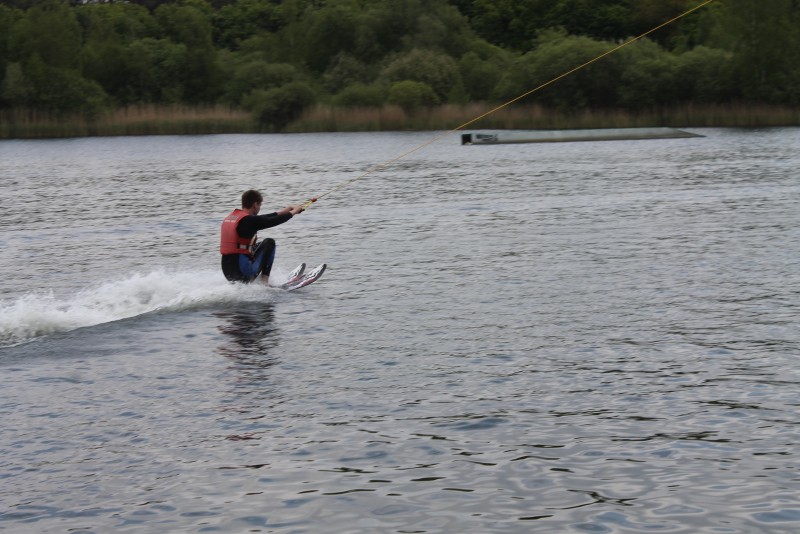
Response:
[154,0,222,103]
[332,82,386,108]
[76,2,158,105]
[387,79,440,113]
[264,0,321,65]
[0,4,23,95]
[243,80,316,131]
[235,32,285,64]
[537,0,630,41]
[7,0,82,68]
[2,1,112,114]
[125,37,188,103]
[301,2,359,72]
[467,0,523,49]
[322,52,371,93]
[467,0,634,51]
[1,62,31,107]
[222,59,303,105]
[459,50,503,101]
[75,1,157,44]
[5,55,109,114]
[80,40,130,104]
[380,48,461,100]
[213,0,283,50]
[494,29,620,110]
[360,0,473,60]
[673,45,734,103]
[616,39,679,109]
[710,0,800,104]
[400,0,475,57]
[628,0,712,49]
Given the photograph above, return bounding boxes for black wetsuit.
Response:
[221,212,293,282]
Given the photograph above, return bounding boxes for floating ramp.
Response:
[461,127,704,145]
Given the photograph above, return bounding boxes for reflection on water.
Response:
[215,301,279,361]
[215,301,282,424]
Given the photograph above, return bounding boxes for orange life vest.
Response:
[220,209,255,255]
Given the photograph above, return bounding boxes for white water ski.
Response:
[281,264,326,291]
[283,263,306,285]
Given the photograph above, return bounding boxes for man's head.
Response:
[242,189,263,214]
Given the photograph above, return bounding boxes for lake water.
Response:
[0,128,798,533]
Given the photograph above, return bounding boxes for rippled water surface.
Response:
[1,129,799,533]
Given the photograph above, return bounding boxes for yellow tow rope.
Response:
[301,0,716,211]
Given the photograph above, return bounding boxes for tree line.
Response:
[0,0,798,130]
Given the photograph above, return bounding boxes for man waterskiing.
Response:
[220,189,304,286]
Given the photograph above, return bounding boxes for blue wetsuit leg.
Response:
[238,239,276,282]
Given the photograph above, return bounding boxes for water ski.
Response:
[280,263,326,291]
[285,262,306,283]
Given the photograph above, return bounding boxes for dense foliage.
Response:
[1,0,798,129]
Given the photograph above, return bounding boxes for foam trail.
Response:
[0,268,276,347]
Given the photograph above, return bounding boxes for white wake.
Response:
[0,268,289,347]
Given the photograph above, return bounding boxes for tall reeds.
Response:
[0,105,255,139]
[1,102,798,139]
[292,103,800,132]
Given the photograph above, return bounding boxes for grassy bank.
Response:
[1,103,798,139]
[0,105,256,139]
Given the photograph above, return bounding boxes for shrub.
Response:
[387,80,439,114]
[332,83,386,108]
[243,81,316,130]
[224,60,300,105]
[380,49,460,100]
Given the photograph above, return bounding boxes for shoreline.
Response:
[1,103,798,140]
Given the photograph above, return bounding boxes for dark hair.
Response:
[241,189,263,209]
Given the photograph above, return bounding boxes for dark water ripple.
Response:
[1,129,799,533]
